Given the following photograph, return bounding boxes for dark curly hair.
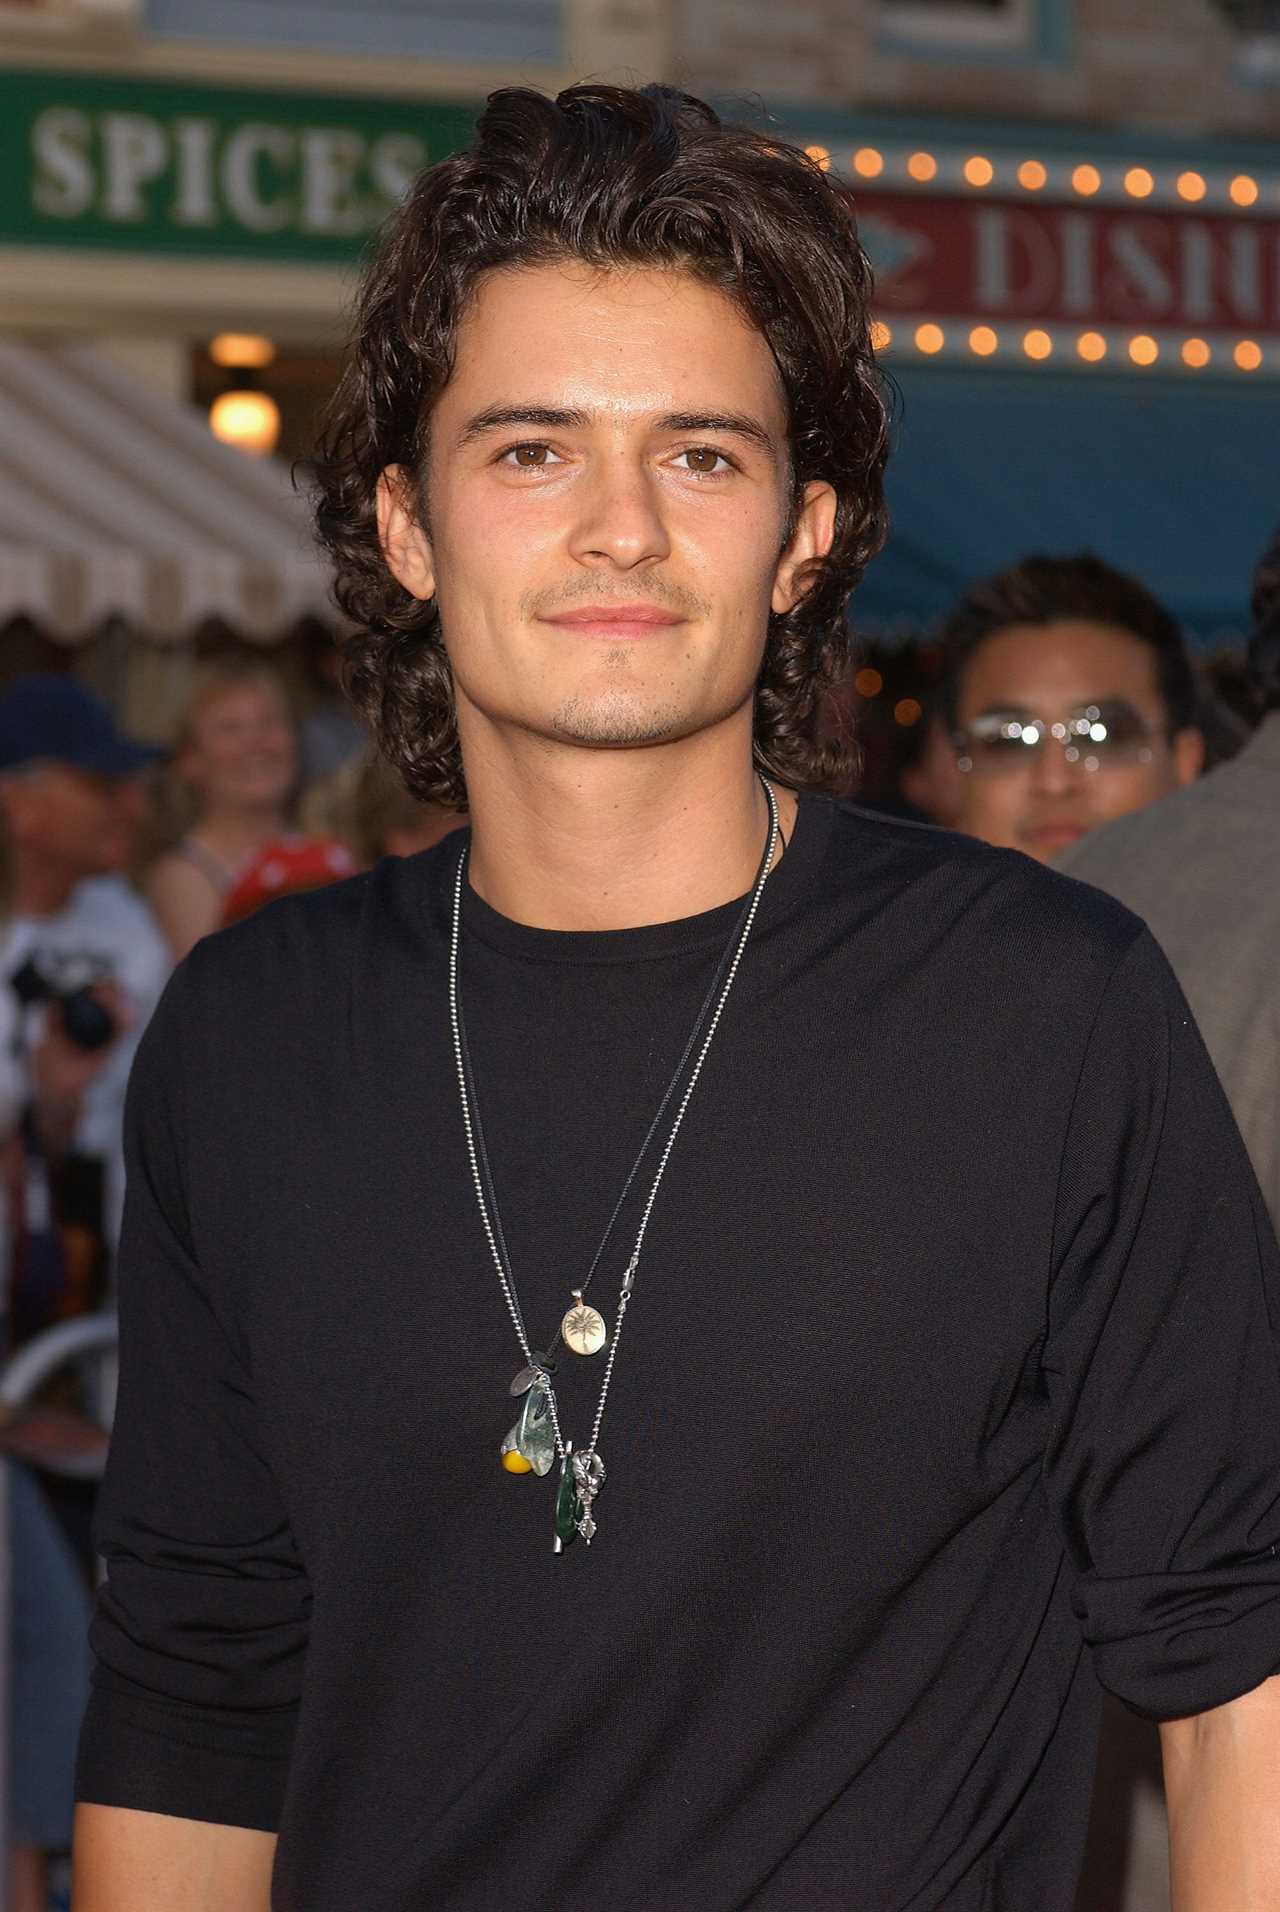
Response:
[938,552,1199,735]
[311,83,889,808]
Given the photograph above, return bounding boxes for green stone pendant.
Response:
[554,1449,583,1552]
[500,1380,556,1478]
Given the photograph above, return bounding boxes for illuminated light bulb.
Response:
[894,698,922,727]
[1181,338,1211,369]
[1017,160,1047,191]
[907,152,938,182]
[1071,164,1101,196]
[1124,167,1154,198]
[969,326,998,357]
[209,332,276,370]
[209,389,281,456]
[870,319,892,352]
[853,147,884,178]
[1128,334,1159,367]
[1023,329,1053,361]
[805,145,831,172]
[914,323,945,355]
[963,156,994,188]
[1077,331,1107,362]
[1176,170,1206,202]
[854,667,883,698]
[1235,340,1263,371]
[1230,174,1259,207]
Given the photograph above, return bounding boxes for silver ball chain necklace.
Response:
[448,776,781,1552]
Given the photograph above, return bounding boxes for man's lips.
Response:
[1023,819,1088,850]
[541,603,686,635]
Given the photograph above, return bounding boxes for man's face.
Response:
[378,262,834,768]
[951,619,1204,862]
[0,762,131,880]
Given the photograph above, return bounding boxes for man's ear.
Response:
[771,480,838,616]
[376,465,436,602]
[1172,726,1206,787]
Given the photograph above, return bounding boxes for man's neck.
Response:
[13,851,78,920]
[462,724,797,932]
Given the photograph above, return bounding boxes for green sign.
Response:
[0,69,478,261]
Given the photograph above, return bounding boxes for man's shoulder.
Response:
[1056,779,1216,890]
[182,864,379,998]
[825,797,1147,972]
[68,876,170,973]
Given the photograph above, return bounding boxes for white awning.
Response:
[0,338,337,643]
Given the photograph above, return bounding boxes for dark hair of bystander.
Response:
[937,551,1199,736]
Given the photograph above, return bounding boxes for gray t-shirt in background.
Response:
[1059,712,1280,1227]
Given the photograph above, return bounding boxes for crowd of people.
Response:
[1,524,1275,1908]
[0,656,457,1911]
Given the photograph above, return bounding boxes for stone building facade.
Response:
[671,0,1280,142]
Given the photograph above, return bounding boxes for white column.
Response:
[565,0,675,84]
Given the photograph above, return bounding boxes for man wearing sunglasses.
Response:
[939,553,1203,864]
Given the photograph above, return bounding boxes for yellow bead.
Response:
[501,1449,534,1474]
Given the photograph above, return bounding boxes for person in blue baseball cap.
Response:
[0,675,170,1246]
[0,676,159,904]
[0,679,167,1912]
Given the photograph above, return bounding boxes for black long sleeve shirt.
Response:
[77,795,1280,1910]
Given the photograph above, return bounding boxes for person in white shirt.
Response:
[0,677,170,1256]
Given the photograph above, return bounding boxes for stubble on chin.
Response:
[550,692,684,747]
[549,643,685,748]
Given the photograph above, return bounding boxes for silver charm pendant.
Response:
[561,1289,607,1357]
[509,1353,556,1396]
[571,1449,606,1543]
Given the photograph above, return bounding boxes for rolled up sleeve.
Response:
[1043,928,1280,1721]
[76,957,309,1830]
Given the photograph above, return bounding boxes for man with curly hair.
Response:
[74,86,1280,1912]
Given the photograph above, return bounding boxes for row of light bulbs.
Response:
[805,145,1268,210]
[871,318,1271,373]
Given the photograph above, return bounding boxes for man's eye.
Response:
[502,443,561,469]
[675,447,732,475]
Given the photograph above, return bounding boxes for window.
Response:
[145,0,562,64]
[1211,1,1280,79]
[879,0,1041,53]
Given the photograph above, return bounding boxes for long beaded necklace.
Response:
[448,777,780,1551]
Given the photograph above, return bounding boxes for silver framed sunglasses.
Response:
[952,698,1164,776]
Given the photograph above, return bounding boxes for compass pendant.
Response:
[561,1288,607,1357]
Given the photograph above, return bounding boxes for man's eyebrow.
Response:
[454,404,778,454]
[455,405,591,446]
[656,411,777,454]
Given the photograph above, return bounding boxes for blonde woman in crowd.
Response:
[144,659,309,962]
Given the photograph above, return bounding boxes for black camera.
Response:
[10,951,117,1052]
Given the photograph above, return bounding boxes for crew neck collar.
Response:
[451,790,833,965]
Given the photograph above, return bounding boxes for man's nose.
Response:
[567,454,671,570]
[1027,734,1078,796]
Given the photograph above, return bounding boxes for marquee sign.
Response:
[860,193,1280,336]
[805,142,1280,375]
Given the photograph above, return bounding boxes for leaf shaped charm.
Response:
[554,1450,582,1549]
[500,1379,556,1477]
